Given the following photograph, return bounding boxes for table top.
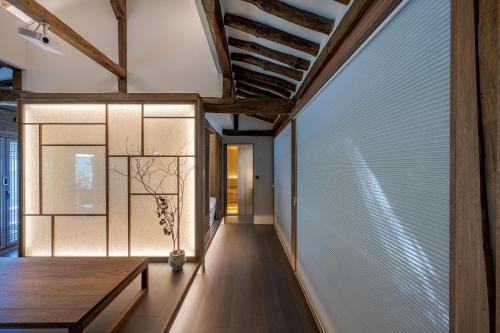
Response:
[0,257,147,328]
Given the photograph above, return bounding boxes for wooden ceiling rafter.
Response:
[236,81,284,98]
[228,37,310,71]
[234,74,291,98]
[231,52,303,81]
[7,0,126,78]
[233,65,296,92]
[224,13,320,56]
[241,0,334,34]
[236,89,260,98]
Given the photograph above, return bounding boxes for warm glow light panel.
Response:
[21,102,198,257]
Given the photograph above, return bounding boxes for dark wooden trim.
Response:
[111,0,127,92]
[228,38,309,71]
[0,80,13,88]
[201,0,233,97]
[241,0,334,34]
[294,0,401,115]
[233,114,239,131]
[0,90,20,101]
[223,129,275,136]
[233,65,296,92]
[18,92,200,102]
[202,97,294,114]
[450,0,494,331]
[235,74,292,98]
[236,81,284,98]
[12,69,22,91]
[231,52,303,81]
[224,14,320,56]
[8,0,126,78]
[291,119,297,270]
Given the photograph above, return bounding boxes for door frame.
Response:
[223,143,255,222]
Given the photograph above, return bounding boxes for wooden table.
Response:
[0,257,148,332]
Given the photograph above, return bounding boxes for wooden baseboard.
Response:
[271,222,326,333]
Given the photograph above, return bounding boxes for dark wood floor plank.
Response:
[171,224,318,333]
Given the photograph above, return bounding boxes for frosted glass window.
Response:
[273,124,292,257]
[144,119,195,156]
[144,104,195,117]
[41,124,105,145]
[108,104,142,155]
[24,216,51,256]
[295,2,450,332]
[178,157,195,256]
[54,216,106,256]
[130,195,175,256]
[23,125,39,214]
[24,104,105,123]
[130,157,178,194]
[42,146,106,214]
[108,157,128,256]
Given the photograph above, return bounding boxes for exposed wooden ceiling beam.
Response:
[223,129,275,136]
[201,0,233,97]
[236,89,260,98]
[294,1,401,114]
[241,0,334,34]
[235,74,291,98]
[224,14,320,56]
[231,52,303,81]
[110,0,127,92]
[202,97,294,114]
[233,65,296,92]
[247,114,275,124]
[236,81,283,98]
[8,0,126,78]
[228,37,310,70]
[110,0,126,19]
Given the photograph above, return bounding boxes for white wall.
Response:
[0,9,28,69]
[223,135,273,224]
[0,0,222,95]
[295,1,450,332]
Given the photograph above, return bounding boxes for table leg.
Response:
[141,266,149,290]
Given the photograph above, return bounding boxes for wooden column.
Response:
[450,0,496,332]
[111,0,127,92]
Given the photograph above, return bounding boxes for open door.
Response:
[226,144,253,223]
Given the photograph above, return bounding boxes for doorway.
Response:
[225,144,253,223]
[0,136,18,255]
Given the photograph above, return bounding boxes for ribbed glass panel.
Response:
[273,124,292,257]
[296,1,450,332]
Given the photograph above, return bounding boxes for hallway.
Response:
[171,223,318,333]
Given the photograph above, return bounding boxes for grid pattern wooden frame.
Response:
[18,93,205,262]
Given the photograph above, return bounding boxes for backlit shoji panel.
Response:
[21,102,198,258]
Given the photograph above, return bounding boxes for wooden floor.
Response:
[171,223,319,333]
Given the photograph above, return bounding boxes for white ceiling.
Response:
[221,0,351,94]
